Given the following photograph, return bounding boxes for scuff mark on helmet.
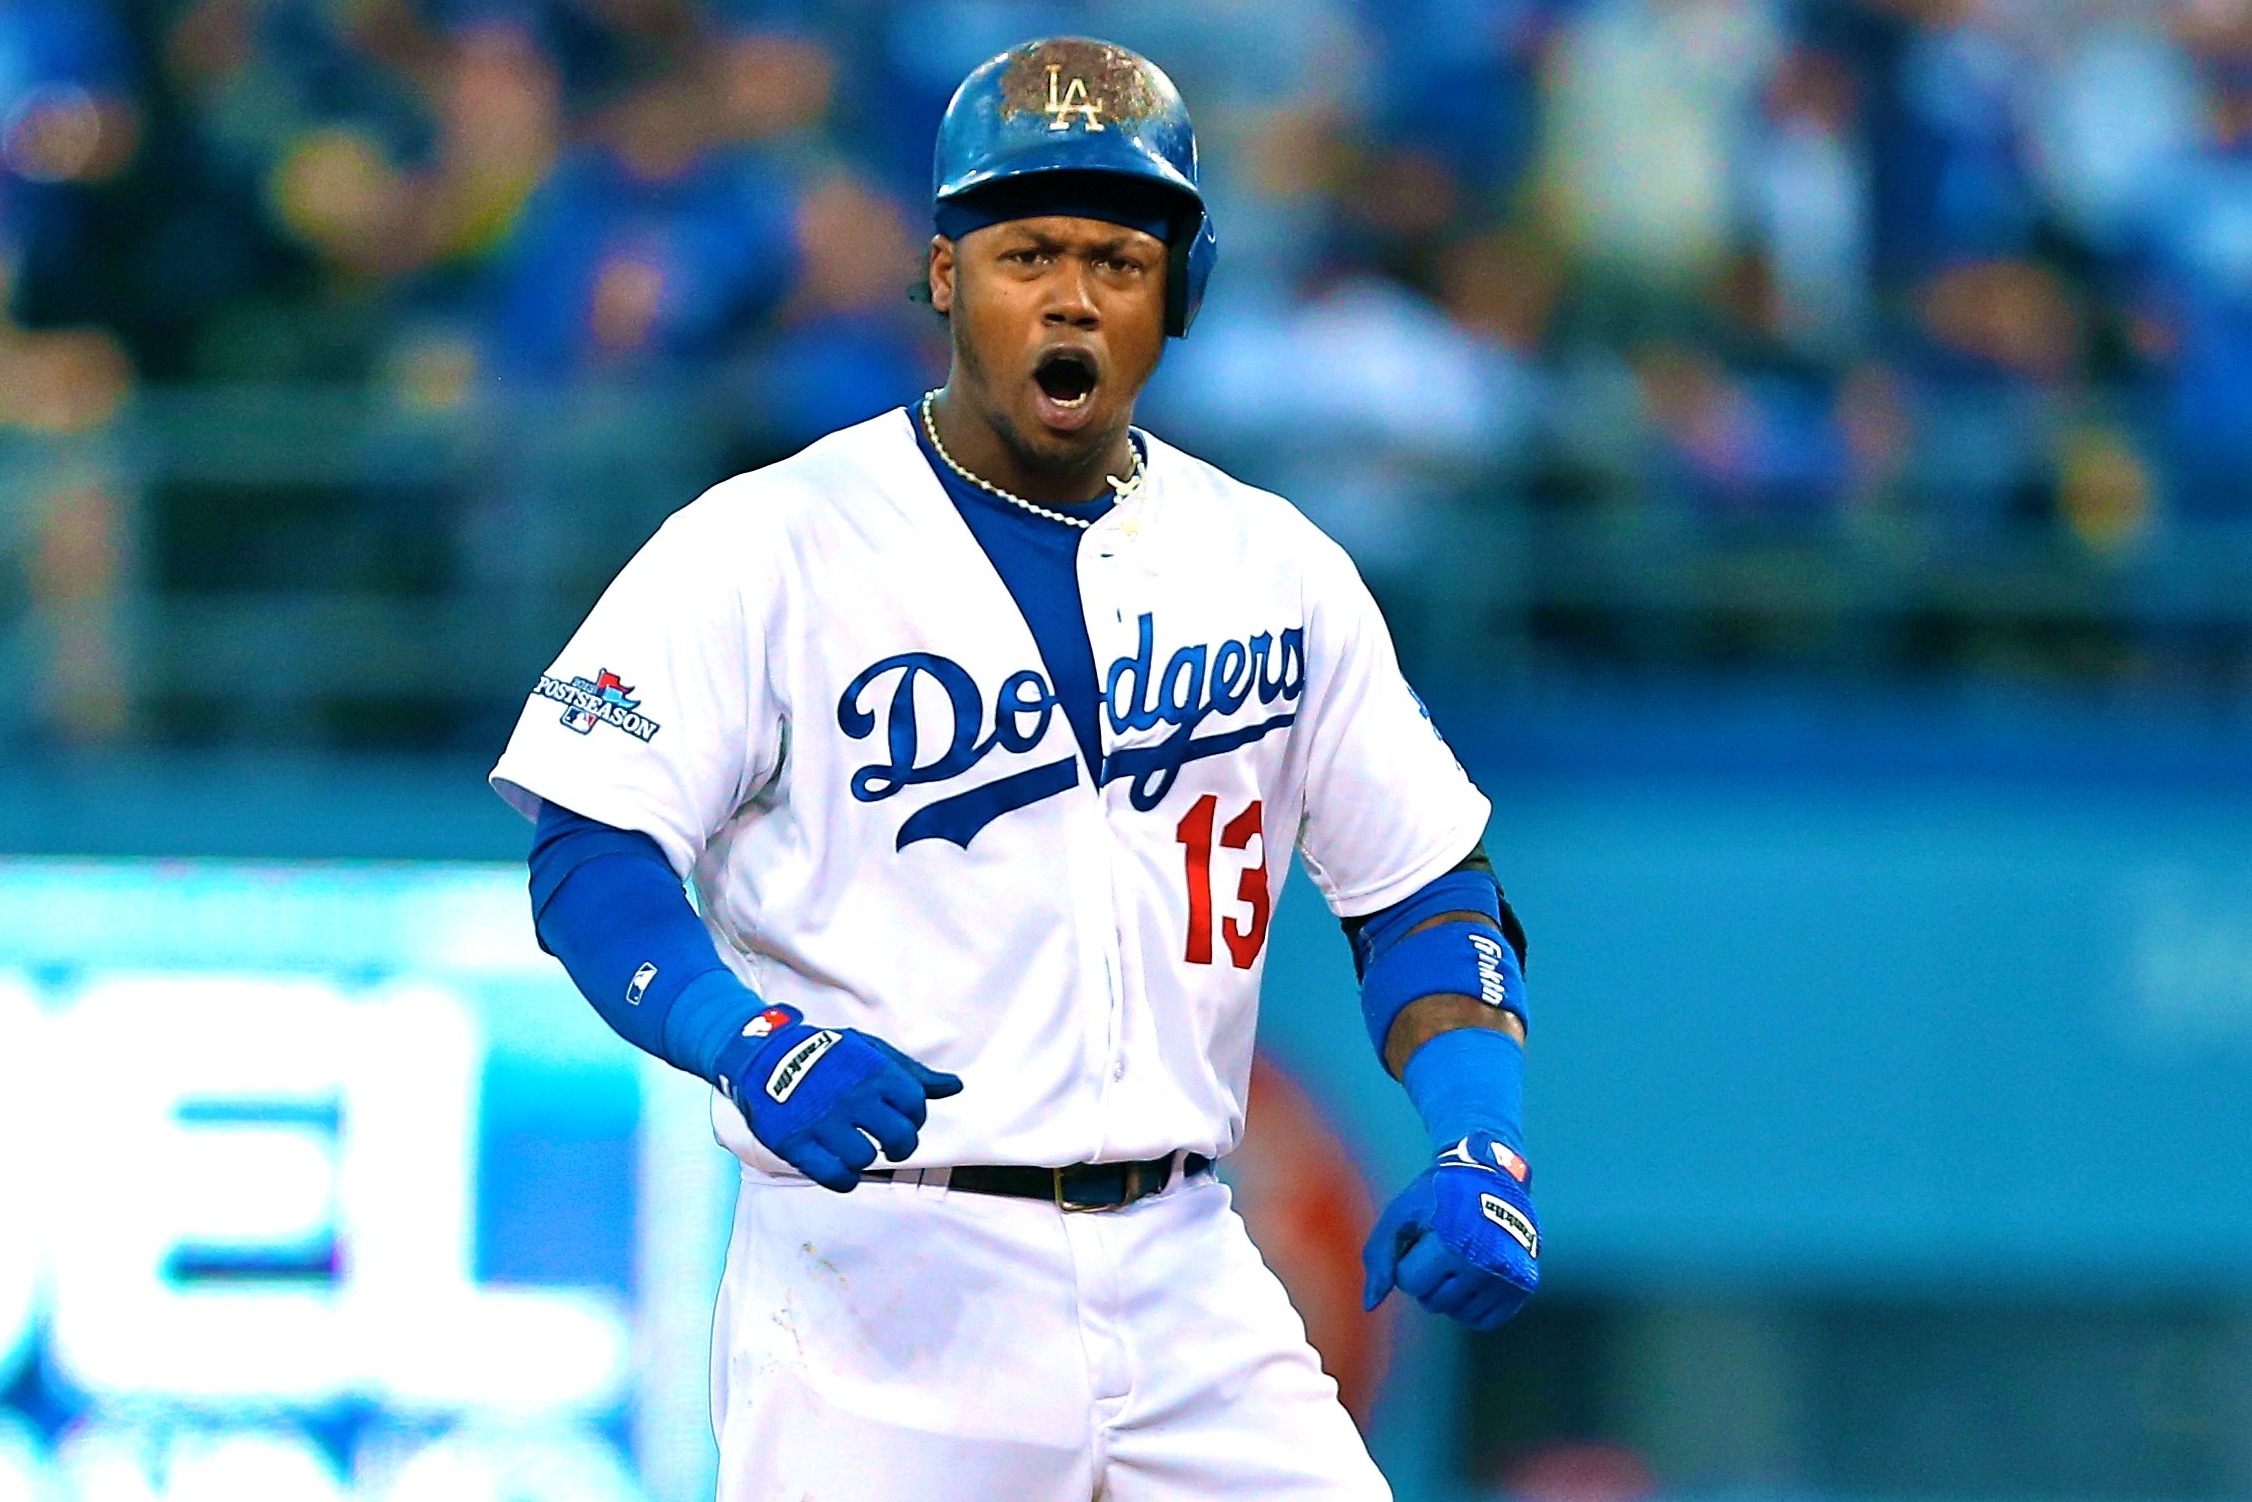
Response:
[999,38,1165,122]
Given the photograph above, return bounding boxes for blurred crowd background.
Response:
[16,0,2252,746]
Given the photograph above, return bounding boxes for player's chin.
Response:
[1005,408,1120,474]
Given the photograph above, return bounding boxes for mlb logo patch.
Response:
[564,671,636,734]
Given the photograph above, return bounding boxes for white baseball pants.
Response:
[709,1165,1392,1501]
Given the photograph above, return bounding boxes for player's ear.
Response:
[927,235,955,316]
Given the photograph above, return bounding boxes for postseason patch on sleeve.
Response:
[535,669,663,742]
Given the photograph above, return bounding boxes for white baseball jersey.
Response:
[490,408,1490,1174]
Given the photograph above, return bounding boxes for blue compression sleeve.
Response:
[528,802,766,1086]
[1401,1027,1526,1156]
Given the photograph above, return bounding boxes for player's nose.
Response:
[1039,264,1100,330]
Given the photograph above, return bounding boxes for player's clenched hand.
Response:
[1360,1132,1539,1332]
[714,1005,964,1192]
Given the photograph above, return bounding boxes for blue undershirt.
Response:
[908,410,1134,778]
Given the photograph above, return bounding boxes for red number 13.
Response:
[1176,795,1271,969]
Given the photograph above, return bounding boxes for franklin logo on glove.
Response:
[766,1030,843,1102]
[1480,1192,1539,1256]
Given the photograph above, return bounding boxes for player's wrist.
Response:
[658,969,771,1076]
[710,1002,811,1106]
[1402,1026,1527,1158]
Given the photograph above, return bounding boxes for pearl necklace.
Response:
[919,391,1144,530]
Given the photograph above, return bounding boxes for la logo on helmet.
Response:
[1044,66,1105,132]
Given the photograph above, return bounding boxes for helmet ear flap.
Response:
[1167,213,1218,337]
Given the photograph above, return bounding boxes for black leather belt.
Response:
[865,1151,1213,1211]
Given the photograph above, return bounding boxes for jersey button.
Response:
[1111,1060,1124,1080]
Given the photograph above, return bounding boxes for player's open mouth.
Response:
[1033,350,1099,411]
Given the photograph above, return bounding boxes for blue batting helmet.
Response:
[932,37,1219,338]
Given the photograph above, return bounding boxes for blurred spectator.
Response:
[1900,257,2080,531]
[158,0,462,377]
[1153,268,1541,573]
[1747,44,1872,356]
[2055,418,2154,553]
[485,53,799,379]
[1880,4,2042,272]
[1358,0,1557,212]
[1541,0,1783,296]
[0,314,129,436]
[255,15,562,343]
[2018,10,2199,258]
[0,2,137,747]
[0,0,140,300]
[0,287,135,747]
[1634,339,1855,524]
[1620,245,1872,526]
[17,461,132,744]
[2140,22,2252,526]
[430,0,702,105]
[421,24,564,269]
[750,169,941,450]
[167,0,433,197]
[1440,226,1565,361]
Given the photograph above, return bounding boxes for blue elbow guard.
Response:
[1356,869,1527,1061]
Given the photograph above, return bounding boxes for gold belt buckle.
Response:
[1054,1162,1142,1213]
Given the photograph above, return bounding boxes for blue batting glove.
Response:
[713,1005,964,1192]
[1361,1131,1539,1331]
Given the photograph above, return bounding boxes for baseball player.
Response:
[492,36,1536,1501]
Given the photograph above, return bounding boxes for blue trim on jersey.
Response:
[1101,711,1299,809]
[909,410,1137,780]
[528,802,765,1086]
[897,754,1079,849]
